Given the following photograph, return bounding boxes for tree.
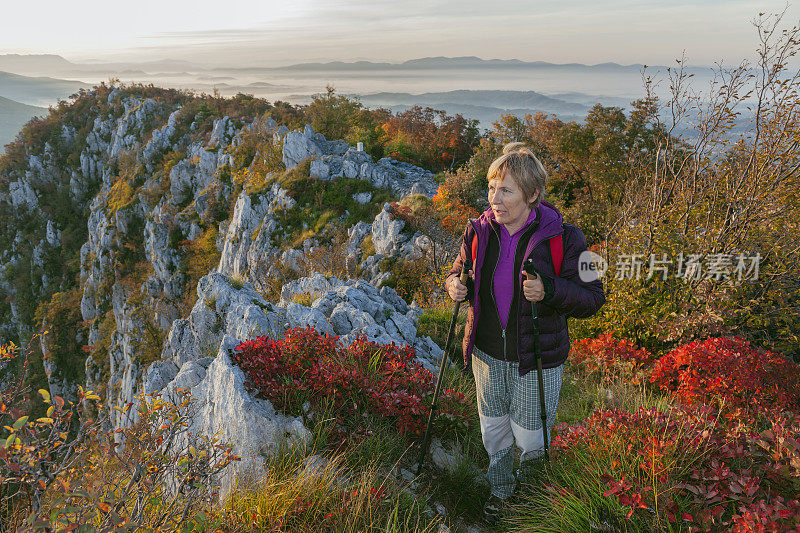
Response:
[304,85,365,141]
[582,10,800,355]
[381,106,480,172]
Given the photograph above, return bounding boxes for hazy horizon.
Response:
[2,1,794,149]
[2,0,797,68]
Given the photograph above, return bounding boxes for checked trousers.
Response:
[472,347,563,499]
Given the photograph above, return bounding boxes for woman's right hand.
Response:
[448,270,473,302]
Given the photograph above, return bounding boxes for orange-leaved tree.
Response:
[381,105,480,172]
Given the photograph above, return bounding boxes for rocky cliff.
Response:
[0,85,448,494]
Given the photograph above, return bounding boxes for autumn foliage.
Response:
[380,106,480,172]
[569,331,656,384]
[0,341,237,531]
[432,173,482,235]
[551,406,800,531]
[570,333,800,422]
[650,337,800,420]
[534,332,800,532]
[231,327,473,440]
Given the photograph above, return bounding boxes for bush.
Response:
[106,177,135,213]
[380,106,480,172]
[511,329,800,532]
[304,85,367,144]
[649,337,800,421]
[510,405,800,532]
[179,225,222,313]
[231,113,286,190]
[431,169,483,236]
[33,288,88,386]
[231,327,473,441]
[34,392,238,531]
[568,331,655,385]
[0,339,240,531]
[380,257,435,304]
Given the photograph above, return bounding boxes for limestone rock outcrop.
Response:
[142,270,443,496]
[0,85,453,499]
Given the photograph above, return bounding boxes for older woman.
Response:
[446,142,605,524]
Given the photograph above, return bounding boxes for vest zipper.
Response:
[488,225,505,359]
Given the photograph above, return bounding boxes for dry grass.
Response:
[211,443,442,532]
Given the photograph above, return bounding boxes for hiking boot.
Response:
[483,494,505,526]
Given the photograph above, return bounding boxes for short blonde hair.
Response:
[487,142,547,207]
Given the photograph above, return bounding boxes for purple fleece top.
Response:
[493,208,537,329]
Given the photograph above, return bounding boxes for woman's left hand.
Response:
[523,275,545,303]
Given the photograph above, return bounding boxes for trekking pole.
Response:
[416,258,472,476]
[523,258,550,462]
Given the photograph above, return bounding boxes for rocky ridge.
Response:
[140,270,444,494]
[0,87,450,496]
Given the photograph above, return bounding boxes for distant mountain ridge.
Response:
[253,56,647,72]
[0,71,87,107]
[356,90,589,112]
[0,53,664,75]
[0,54,658,130]
[340,89,602,127]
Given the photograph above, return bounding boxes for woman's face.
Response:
[488,173,538,229]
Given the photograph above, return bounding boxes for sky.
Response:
[1,0,798,67]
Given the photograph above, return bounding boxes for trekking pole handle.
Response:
[523,258,540,319]
[459,259,472,286]
[523,258,539,281]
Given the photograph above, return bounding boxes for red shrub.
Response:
[649,337,800,420]
[231,327,472,439]
[231,327,339,411]
[553,406,800,531]
[388,201,414,225]
[568,331,654,384]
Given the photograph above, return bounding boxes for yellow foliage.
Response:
[0,341,18,361]
[290,291,321,308]
[107,178,134,213]
[233,168,275,197]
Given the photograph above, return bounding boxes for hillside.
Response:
[0,35,798,528]
[0,70,88,106]
[0,95,46,149]
[0,81,480,528]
